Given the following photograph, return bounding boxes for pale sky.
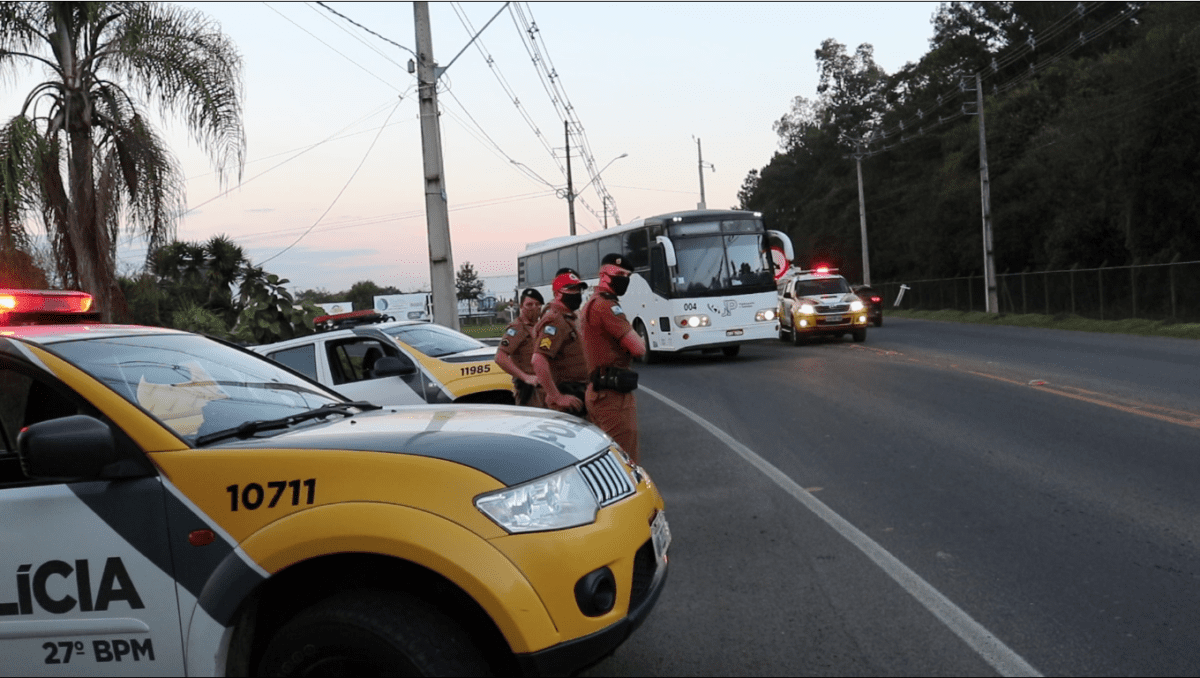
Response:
[8,2,942,294]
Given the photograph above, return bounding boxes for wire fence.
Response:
[878,259,1200,323]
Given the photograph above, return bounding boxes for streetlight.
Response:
[559,153,627,231]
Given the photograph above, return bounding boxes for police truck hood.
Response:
[225,405,612,486]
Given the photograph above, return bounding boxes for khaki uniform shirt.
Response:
[533,301,588,384]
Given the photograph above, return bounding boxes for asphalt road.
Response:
[586,317,1200,676]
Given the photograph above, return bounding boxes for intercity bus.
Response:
[517,209,793,361]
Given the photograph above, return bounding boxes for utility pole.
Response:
[695,137,714,210]
[565,121,576,236]
[414,2,458,330]
[855,144,871,286]
[976,72,998,314]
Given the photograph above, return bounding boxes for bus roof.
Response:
[520,209,764,257]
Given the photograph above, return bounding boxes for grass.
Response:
[459,322,509,339]
[887,308,1200,340]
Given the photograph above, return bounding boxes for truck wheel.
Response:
[791,324,804,346]
[779,326,789,342]
[721,345,740,359]
[874,315,883,328]
[852,328,867,342]
[635,322,659,364]
[258,590,492,677]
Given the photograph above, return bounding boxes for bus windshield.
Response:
[669,221,774,297]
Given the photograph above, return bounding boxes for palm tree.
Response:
[0,2,245,320]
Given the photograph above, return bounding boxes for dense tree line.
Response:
[739,2,1199,284]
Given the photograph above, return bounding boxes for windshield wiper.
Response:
[195,401,382,447]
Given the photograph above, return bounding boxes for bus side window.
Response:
[624,228,649,270]
[597,236,621,268]
[578,240,599,279]
[650,245,671,297]
[525,254,543,286]
[558,245,578,276]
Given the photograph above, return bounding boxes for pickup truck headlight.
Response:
[798,303,815,315]
[476,466,599,533]
[849,300,864,312]
[756,309,777,321]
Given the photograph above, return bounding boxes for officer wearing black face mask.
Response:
[581,253,646,462]
[531,271,589,414]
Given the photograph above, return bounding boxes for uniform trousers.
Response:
[586,384,639,463]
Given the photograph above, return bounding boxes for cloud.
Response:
[245,208,275,213]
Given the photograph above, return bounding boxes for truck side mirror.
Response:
[18,415,119,481]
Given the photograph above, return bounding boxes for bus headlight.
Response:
[798,303,815,315]
[850,300,864,312]
[756,309,777,322]
[675,314,710,328]
[476,466,598,533]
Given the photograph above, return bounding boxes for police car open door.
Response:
[0,360,186,675]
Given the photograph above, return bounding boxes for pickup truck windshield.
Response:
[53,334,343,444]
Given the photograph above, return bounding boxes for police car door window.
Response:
[269,345,318,380]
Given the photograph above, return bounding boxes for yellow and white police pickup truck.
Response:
[778,267,869,345]
[0,299,669,676]
[253,311,514,407]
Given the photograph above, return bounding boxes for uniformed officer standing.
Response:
[495,288,544,407]
[581,253,646,462]
[531,272,589,414]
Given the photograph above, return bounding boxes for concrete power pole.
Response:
[565,121,576,236]
[855,145,871,286]
[976,72,999,314]
[414,2,458,330]
[696,137,707,210]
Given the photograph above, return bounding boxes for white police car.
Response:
[778,267,869,344]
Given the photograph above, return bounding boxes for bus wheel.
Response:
[722,345,740,359]
[635,322,658,364]
[257,590,492,677]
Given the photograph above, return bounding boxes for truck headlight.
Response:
[756,309,777,321]
[798,303,815,315]
[850,300,864,312]
[476,466,598,533]
[675,314,710,328]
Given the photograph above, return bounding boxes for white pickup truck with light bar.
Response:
[777,267,870,344]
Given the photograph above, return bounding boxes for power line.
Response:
[262,2,406,93]
[313,1,418,58]
[257,100,403,266]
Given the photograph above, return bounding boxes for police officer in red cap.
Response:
[531,271,590,414]
[495,287,544,407]
[581,253,646,462]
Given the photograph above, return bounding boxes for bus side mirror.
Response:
[655,236,677,268]
[767,230,794,262]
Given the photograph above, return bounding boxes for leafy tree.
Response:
[233,267,321,345]
[346,280,401,313]
[0,2,245,320]
[455,262,484,315]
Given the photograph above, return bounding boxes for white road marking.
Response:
[641,385,1042,678]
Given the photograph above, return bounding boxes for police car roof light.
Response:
[313,309,395,332]
[0,289,94,314]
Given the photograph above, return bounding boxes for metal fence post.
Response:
[1170,253,1180,318]
[1021,268,1028,315]
[1130,258,1137,319]
[968,276,974,312]
[1044,270,1050,315]
[1070,264,1077,315]
[1098,261,1105,321]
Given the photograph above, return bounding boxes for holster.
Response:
[590,366,639,393]
[555,381,589,416]
[514,380,535,406]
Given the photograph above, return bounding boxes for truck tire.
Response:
[258,590,492,677]
[852,328,867,342]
